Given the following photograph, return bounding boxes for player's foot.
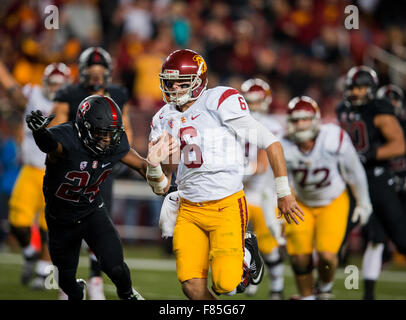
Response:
[21,253,39,285]
[315,280,334,300]
[245,283,259,296]
[244,231,264,285]
[87,276,106,300]
[58,289,68,300]
[77,279,87,300]
[129,288,145,300]
[269,290,284,300]
[30,276,47,290]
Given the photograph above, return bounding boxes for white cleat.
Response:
[245,284,259,296]
[58,289,68,300]
[87,276,106,300]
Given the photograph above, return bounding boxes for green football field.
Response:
[0,243,405,300]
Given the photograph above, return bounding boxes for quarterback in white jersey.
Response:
[0,61,71,289]
[147,49,304,300]
[240,78,286,299]
[281,96,372,300]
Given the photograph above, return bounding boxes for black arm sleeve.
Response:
[33,128,59,154]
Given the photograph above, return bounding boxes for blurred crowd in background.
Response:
[1,0,406,247]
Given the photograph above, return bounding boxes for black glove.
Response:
[26,110,55,132]
[358,146,377,164]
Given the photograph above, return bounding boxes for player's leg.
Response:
[209,191,263,296]
[8,166,43,285]
[46,215,84,300]
[31,194,53,290]
[85,175,115,300]
[247,203,284,299]
[83,206,142,300]
[315,191,350,299]
[284,202,315,299]
[173,201,214,300]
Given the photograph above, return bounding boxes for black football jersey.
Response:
[390,118,406,179]
[336,98,395,170]
[43,122,130,222]
[54,83,129,122]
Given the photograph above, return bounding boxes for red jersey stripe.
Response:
[217,89,239,110]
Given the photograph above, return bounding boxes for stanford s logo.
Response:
[78,101,91,118]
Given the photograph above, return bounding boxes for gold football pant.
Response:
[9,165,47,230]
[247,204,278,255]
[173,190,248,294]
[285,191,350,255]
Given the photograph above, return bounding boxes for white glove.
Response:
[159,191,180,238]
[351,202,372,226]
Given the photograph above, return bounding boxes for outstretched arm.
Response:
[0,61,27,112]
[26,110,64,162]
[120,148,148,179]
[226,114,304,224]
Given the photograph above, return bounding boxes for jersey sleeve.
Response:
[374,99,395,116]
[113,131,130,160]
[337,130,371,206]
[22,84,33,99]
[209,87,250,123]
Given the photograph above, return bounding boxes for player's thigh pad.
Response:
[248,204,278,255]
[285,201,315,255]
[9,166,46,228]
[315,190,350,254]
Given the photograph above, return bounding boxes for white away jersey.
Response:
[150,86,250,202]
[243,112,284,206]
[21,85,54,168]
[281,123,353,207]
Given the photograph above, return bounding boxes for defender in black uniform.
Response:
[50,47,133,298]
[377,84,406,208]
[26,95,176,300]
[336,66,406,300]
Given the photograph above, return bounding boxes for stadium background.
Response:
[0,0,405,300]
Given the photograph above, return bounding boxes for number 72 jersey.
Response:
[150,86,251,203]
[281,124,357,207]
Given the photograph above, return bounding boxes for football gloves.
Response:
[26,110,55,132]
[351,202,373,226]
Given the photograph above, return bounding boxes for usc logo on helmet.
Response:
[192,55,207,75]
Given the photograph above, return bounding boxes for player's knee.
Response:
[318,251,337,266]
[290,254,313,275]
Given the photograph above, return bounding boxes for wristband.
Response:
[275,176,291,199]
[147,175,168,194]
[146,164,164,179]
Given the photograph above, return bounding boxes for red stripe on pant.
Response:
[238,197,245,259]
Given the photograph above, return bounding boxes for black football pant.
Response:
[46,207,132,300]
[364,171,406,254]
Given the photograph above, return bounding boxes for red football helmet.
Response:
[159,49,208,106]
[42,62,71,100]
[241,78,272,113]
[286,96,320,143]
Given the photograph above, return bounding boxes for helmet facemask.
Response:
[159,61,207,106]
[287,112,320,143]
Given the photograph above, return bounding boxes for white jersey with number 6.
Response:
[150,86,250,202]
[281,123,360,207]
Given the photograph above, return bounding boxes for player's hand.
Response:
[26,110,55,132]
[276,194,305,225]
[147,131,179,166]
[351,202,372,226]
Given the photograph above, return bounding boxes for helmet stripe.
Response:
[104,96,118,126]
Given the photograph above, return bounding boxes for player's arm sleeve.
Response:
[338,132,371,206]
[225,114,279,149]
[149,115,163,142]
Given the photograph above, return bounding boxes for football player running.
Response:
[49,47,133,299]
[147,49,304,300]
[240,78,286,300]
[0,61,71,289]
[281,96,372,300]
[25,95,177,300]
[337,67,406,300]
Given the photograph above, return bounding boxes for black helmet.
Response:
[344,66,379,107]
[78,47,112,92]
[376,84,404,116]
[75,95,124,156]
